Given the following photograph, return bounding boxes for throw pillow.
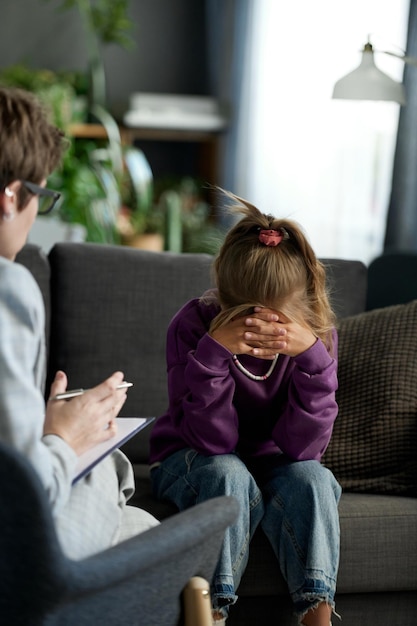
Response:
[322,300,417,496]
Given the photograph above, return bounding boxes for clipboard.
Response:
[73,417,154,484]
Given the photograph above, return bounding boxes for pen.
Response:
[51,381,133,401]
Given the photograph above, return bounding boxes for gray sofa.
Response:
[17,242,417,626]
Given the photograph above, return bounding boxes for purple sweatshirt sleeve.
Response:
[271,332,338,461]
[167,324,240,454]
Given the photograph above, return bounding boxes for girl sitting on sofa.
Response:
[150,192,341,626]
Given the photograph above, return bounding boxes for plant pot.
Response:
[126,233,164,251]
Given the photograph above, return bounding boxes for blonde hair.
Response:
[208,191,335,349]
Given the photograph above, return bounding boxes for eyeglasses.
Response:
[21,180,61,215]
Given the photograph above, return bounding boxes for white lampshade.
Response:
[333,43,406,105]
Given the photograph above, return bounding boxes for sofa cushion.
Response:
[323,300,417,496]
[236,493,417,596]
[336,493,417,592]
[321,258,367,319]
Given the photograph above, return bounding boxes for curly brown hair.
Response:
[0,87,66,210]
[209,191,335,349]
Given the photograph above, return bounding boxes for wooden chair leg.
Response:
[182,576,213,626]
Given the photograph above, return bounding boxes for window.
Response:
[236,0,410,263]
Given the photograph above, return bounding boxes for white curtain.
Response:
[234,0,410,264]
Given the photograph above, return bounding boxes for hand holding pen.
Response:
[51,381,133,401]
[43,371,133,456]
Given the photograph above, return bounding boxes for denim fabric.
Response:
[151,449,341,618]
[260,459,341,617]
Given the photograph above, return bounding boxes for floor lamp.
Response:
[332,39,417,104]
[333,38,417,255]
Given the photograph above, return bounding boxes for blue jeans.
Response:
[151,449,341,620]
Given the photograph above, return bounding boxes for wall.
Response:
[1,0,210,118]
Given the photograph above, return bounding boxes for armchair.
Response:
[0,441,239,625]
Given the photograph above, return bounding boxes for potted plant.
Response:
[0,64,77,128]
[117,147,166,251]
[154,177,226,254]
[0,63,125,243]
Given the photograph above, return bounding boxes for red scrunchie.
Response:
[258,229,284,246]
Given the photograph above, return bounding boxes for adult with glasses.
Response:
[0,87,158,558]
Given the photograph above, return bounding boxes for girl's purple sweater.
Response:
[149,298,338,465]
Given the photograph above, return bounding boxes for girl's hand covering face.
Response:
[250,307,317,357]
[210,306,316,359]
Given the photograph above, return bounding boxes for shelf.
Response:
[68,123,109,139]
[68,123,221,143]
[67,123,222,185]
